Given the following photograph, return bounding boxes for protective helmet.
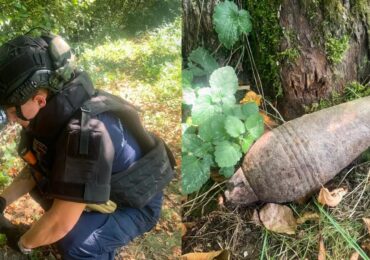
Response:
[0,34,75,107]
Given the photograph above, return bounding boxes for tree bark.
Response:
[278,0,370,119]
[182,0,220,60]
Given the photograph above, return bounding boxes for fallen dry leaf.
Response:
[240,91,262,106]
[217,194,225,209]
[181,250,231,260]
[318,236,326,260]
[363,218,370,233]
[297,212,320,224]
[259,111,279,130]
[181,223,187,237]
[350,252,359,260]
[259,203,297,235]
[183,222,197,235]
[317,187,347,207]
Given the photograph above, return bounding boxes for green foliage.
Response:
[245,0,283,98]
[0,138,18,186]
[78,18,181,93]
[325,35,349,64]
[311,81,369,112]
[277,48,300,63]
[213,0,252,49]
[344,81,370,100]
[0,234,5,245]
[315,201,369,259]
[0,0,180,46]
[187,47,219,77]
[182,67,264,194]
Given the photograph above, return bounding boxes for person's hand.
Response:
[0,214,24,252]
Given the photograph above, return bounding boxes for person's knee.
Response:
[57,234,99,259]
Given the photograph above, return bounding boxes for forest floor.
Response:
[0,18,181,259]
[182,141,370,259]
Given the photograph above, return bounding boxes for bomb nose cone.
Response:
[224,167,259,205]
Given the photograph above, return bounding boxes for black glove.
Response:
[0,214,25,252]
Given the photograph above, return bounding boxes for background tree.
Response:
[182,0,370,119]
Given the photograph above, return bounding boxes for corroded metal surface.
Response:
[225,96,370,205]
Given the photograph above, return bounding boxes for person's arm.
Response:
[1,166,36,206]
[19,199,86,249]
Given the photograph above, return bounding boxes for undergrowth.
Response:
[183,162,370,259]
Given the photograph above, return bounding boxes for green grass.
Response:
[78,18,181,91]
[259,165,370,260]
[316,201,368,259]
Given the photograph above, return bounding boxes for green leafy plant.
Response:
[182,66,264,194]
[186,47,218,77]
[213,0,252,49]
[325,35,349,64]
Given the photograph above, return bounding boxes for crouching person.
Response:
[0,34,175,259]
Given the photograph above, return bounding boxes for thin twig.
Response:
[263,98,286,123]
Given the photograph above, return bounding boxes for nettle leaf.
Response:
[214,141,242,168]
[245,114,264,139]
[238,9,253,34]
[198,87,212,96]
[209,66,238,95]
[188,47,218,76]
[192,94,220,125]
[220,167,235,178]
[183,87,196,105]
[241,103,259,118]
[241,135,255,153]
[210,88,236,105]
[182,155,212,194]
[182,123,196,135]
[222,104,234,116]
[213,1,252,49]
[199,115,227,143]
[231,105,244,119]
[182,69,193,89]
[225,115,245,137]
[182,133,212,157]
[188,62,206,77]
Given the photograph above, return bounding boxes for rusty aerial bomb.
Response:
[225,96,370,205]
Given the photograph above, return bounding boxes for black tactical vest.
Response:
[20,71,175,208]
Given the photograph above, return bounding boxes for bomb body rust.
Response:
[225,96,370,205]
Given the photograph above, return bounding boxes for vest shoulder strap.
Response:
[79,90,155,155]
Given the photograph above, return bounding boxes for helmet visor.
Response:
[0,109,8,131]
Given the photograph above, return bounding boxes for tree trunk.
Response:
[182,0,220,60]
[278,0,370,119]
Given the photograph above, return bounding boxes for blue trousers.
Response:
[31,190,163,260]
